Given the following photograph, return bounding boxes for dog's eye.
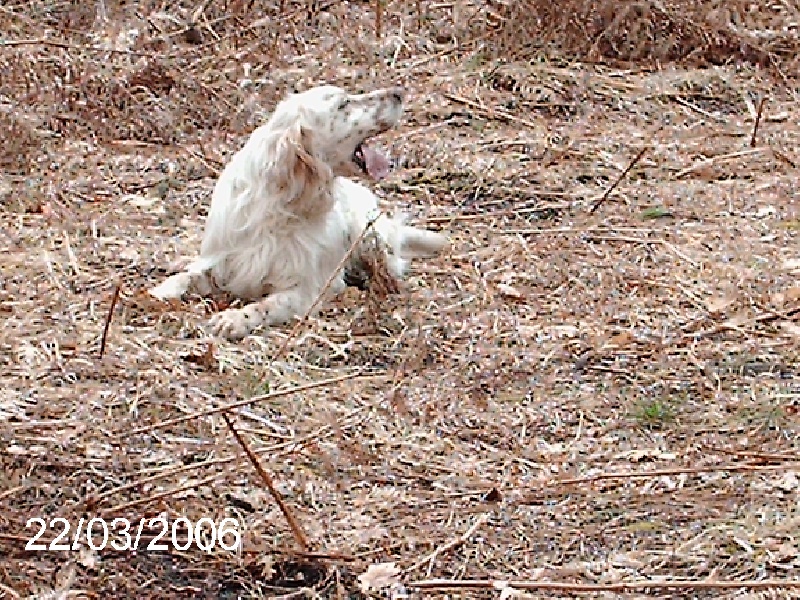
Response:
[337,99,350,110]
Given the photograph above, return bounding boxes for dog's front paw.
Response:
[208,306,263,340]
[150,272,193,300]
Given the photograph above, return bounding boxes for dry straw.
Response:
[2,0,800,597]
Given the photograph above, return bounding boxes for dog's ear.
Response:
[275,115,334,219]
[286,122,320,182]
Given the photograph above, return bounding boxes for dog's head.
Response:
[242,85,404,222]
[270,84,404,181]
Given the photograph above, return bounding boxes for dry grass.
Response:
[2,0,800,598]
[486,0,800,71]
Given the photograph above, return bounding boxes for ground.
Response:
[1,1,800,598]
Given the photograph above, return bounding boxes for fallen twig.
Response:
[87,455,234,508]
[268,213,384,365]
[673,147,766,179]
[95,406,369,509]
[100,472,224,516]
[1,37,168,58]
[98,280,122,359]
[683,304,800,340]
[670,94,727,122]
[404,513,490,575]
[222,412,310,551]
[513,462,800,504]
[706,446,800,462]
[750,95,768,148]
[406,578,800,592]
[442,92,540,130]
[402,32,492,71]
[588,142,653,214]
[125,371,371,434]
[584,235,699,267]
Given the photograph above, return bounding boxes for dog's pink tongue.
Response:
[361,145,391,180]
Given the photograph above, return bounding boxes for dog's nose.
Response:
[390,87,404,103]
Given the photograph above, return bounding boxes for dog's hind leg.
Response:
[399,225,449,259]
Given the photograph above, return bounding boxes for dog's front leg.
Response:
[207,288,318,340]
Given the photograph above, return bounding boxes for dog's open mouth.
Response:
[353,141,391,180]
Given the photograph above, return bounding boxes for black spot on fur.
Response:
[343,259,371,290]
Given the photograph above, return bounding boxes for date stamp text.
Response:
[25,516,241,552]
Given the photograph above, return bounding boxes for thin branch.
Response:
[407,578,800,592]
[673,147,765,179]
[98,280,122,359]
[87,455,234,507]
[750,95,768,148]
[268,213,383,365]
[442,92,541,130]
[683,304,800,340]
[100,472,224,516]
[1,37,169,58]
[222,412,310,551]
[125,371,371,435]
[404,513,490,575]
[94,407,369,509]
[707,446,800,462]
[514,463,800,504]
[588,142,653,214]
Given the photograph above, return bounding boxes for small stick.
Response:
[673,147,765,179]
[407,578,800,592]
[588,143,652,214]
[88,455,234,506]
[222,412,310,551]
[683,304,800,340]
[126,371,368,434]
[0,486,24,501]
[375,0,382,39]
[268,212,383,364]
[99,280,122,359]
[670,95,725,122]
[181,144,222,176]
[100,472,223,516]
[443,92,540,130]
[707,447,800,462]
[1,37,171,58]
[97,407,368,508]
[402,32,492,71]
[285,550,355,561]
[750,95,767,148]
[404,513,490,575]
[513,463,800,505]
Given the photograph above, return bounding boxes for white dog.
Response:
[149,84,448,340]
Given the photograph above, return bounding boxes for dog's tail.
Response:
[400,225,449,259]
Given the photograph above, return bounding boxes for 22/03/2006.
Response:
[25,516,241,552]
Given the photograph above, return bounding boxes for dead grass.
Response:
[2,0,800,598]
[486,0,800,73]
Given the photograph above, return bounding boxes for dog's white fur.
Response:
[150,84,448,339]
